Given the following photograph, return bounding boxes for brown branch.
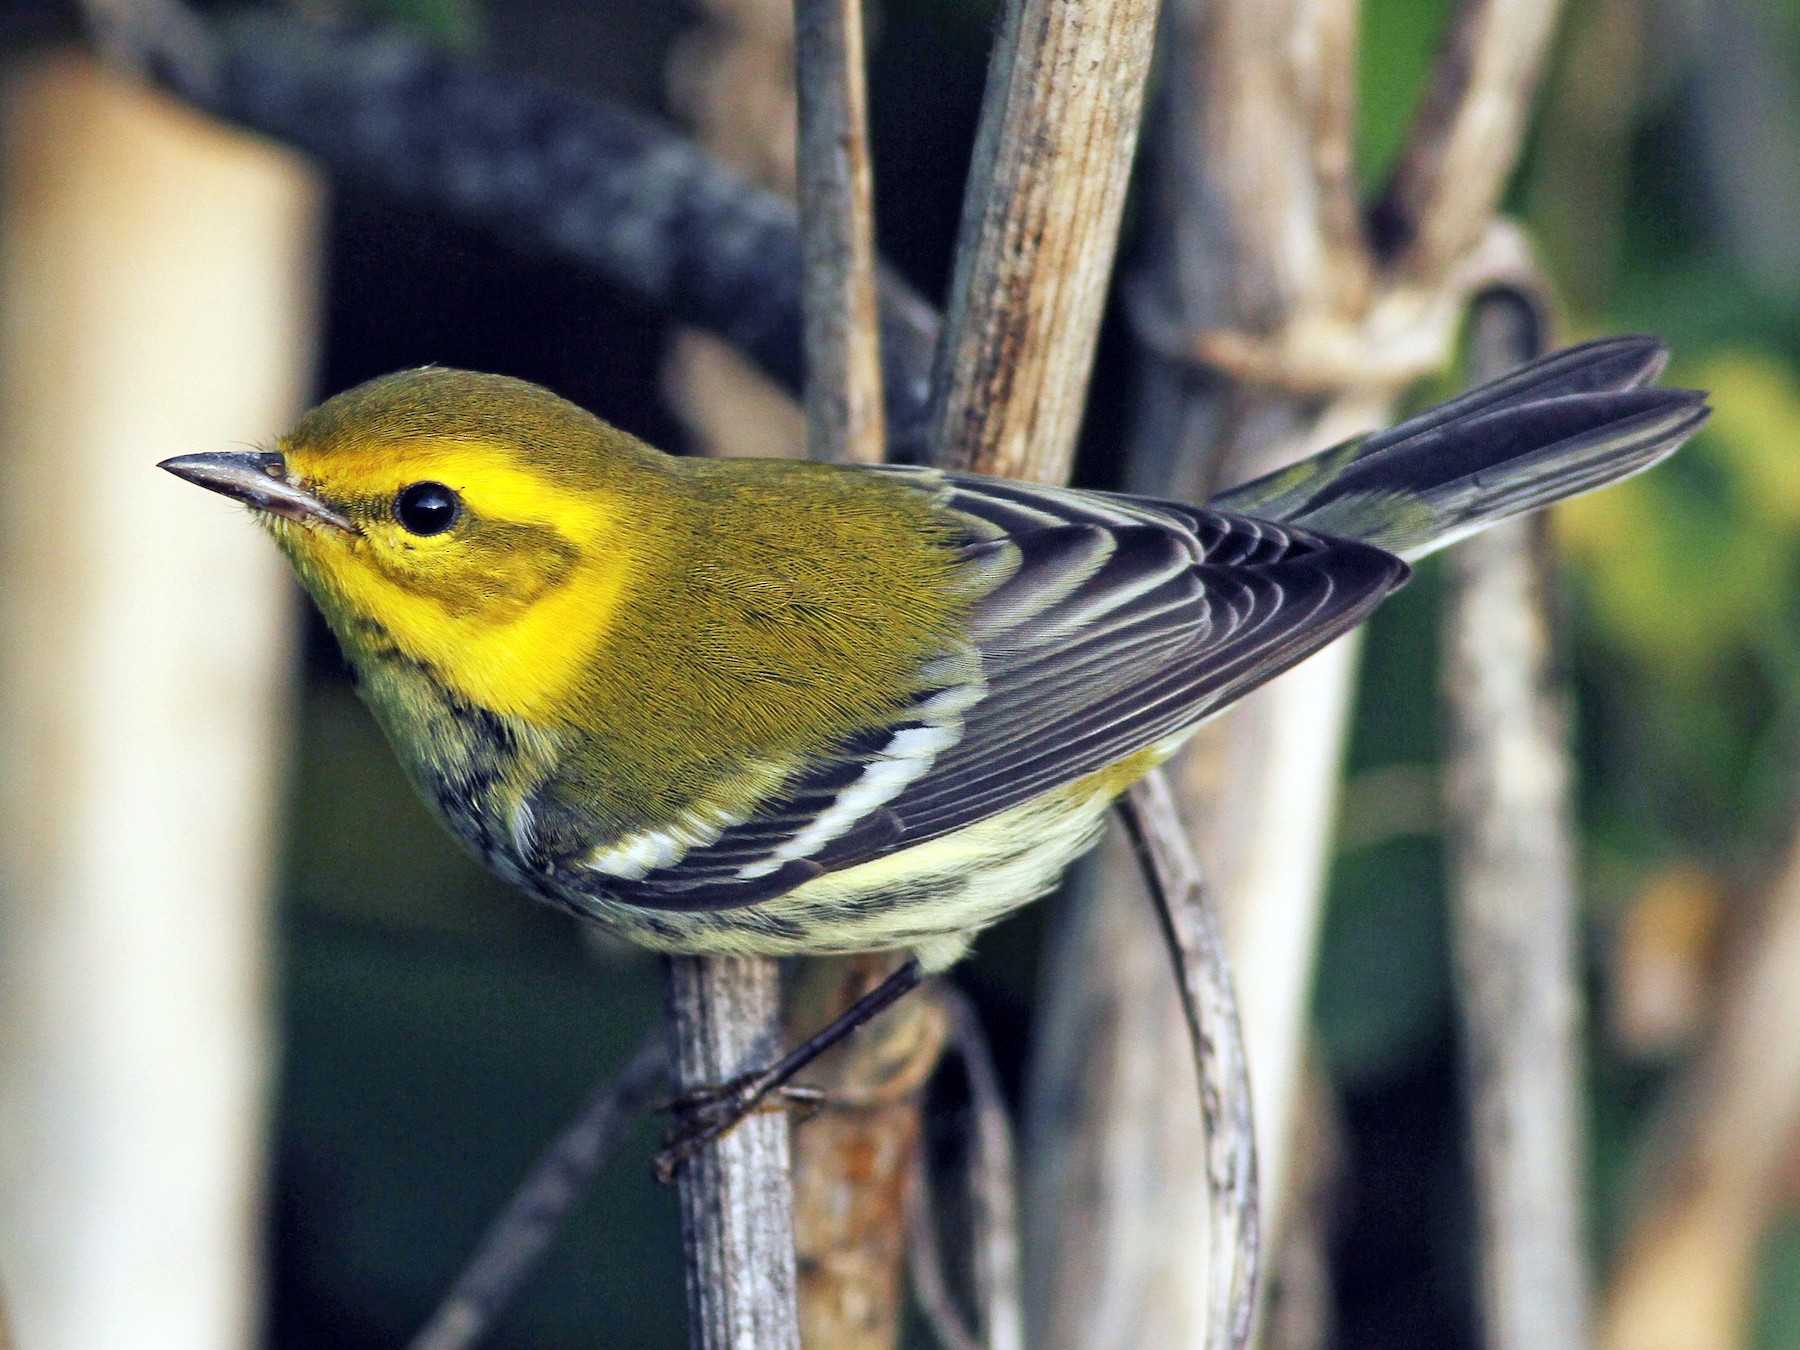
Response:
[788,956,947,1349]
[1375,0,1564,280]
[666,955,802,1350]
[927,0,1161,481]
[408,1036,668,1350]
[1120,774,1261,1350]
[1443,290,1592,1350]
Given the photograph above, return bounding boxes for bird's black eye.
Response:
[393,482,461,536]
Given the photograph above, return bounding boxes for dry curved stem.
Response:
[907,987,1022,1350]
[909,1166,981,1350]
[1119,772,1261,1350]
[407,1035,668,1350]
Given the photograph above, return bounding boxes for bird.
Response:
[162,334,1706,1160]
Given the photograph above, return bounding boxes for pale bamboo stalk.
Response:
[929,0,1161,482]
[667,955,801,1350]
[919,1,1183,1342]
[1027,0,1570,1342]
[1444,293,1592,1350]
[0,55,317,1350]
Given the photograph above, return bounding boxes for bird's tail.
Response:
[1209,336,1711,561]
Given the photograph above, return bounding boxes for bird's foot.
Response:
[651,955,925,1184]
[652,1078,827,1184]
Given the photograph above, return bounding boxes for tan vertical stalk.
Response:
[1444,294,1592,1350]
[660,0,808,1336]
[795,0,884,466]
[929,0,1162,483]
[923,0,1171,1336]
[667,955,802,1350]
[668,0,936,1339]
[0,56,317,1350]
[1025,0,1567,1343]
[788,0,952,1344]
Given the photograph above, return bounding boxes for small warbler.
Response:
[164,336,1705,977]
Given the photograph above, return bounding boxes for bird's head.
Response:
[161,368,671,719]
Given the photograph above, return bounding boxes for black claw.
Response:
[649,958,925,1185]
[651,1082,830,1184]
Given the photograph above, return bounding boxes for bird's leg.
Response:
[652,957,925,1183]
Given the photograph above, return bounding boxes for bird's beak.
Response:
[158,451,358,533]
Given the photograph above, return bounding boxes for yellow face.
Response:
[166,368,674,724]
[275,437,641,721]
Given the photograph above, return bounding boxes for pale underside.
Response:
[566,731,1193,973]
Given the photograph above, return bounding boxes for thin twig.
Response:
[408,1036,668,1350]
[665,955,801,1350]
[1119,774,1261,1350]
[795,0,885,465]
[1443,288,1592,1350]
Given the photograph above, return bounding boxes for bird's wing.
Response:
[579,469,1407,911]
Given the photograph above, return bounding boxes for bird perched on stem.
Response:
[164,335,1704,1157]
